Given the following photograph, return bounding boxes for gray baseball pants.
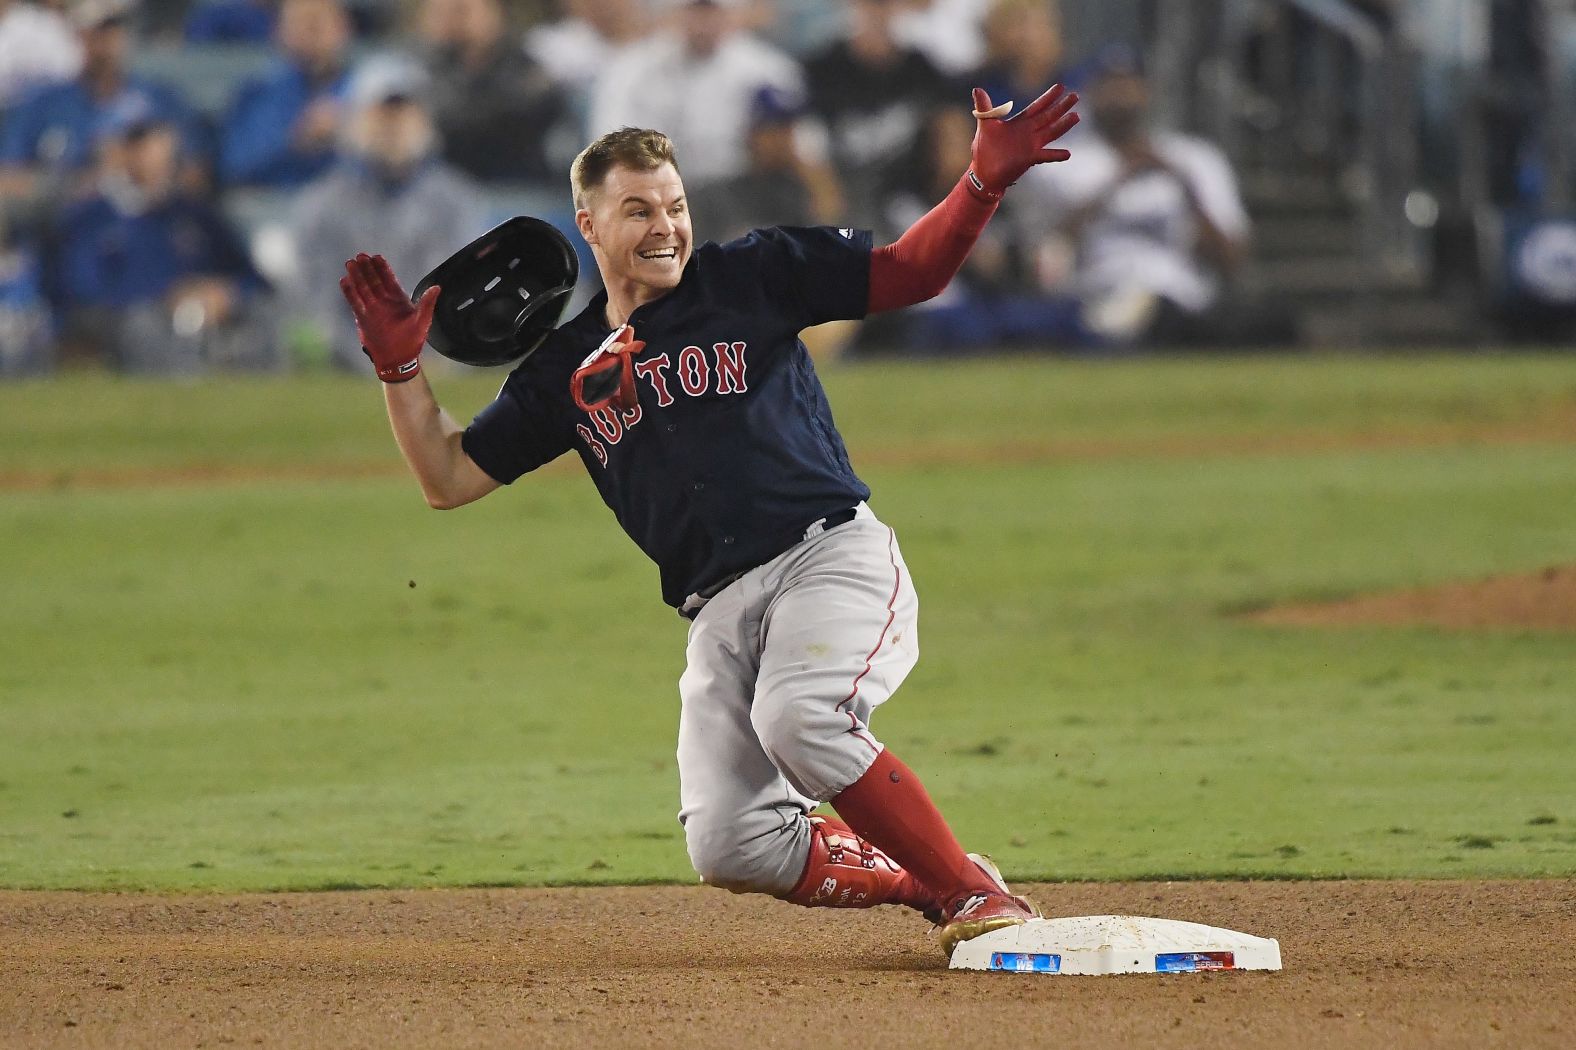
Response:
[676,503,921,895]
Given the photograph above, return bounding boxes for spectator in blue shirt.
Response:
[45,104,277,372]
[0,213,52,376]
[0,0,201,218]
[218,0,352,187]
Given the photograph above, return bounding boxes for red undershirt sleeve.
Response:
[866,174,1001,314]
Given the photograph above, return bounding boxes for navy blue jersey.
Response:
[462,226,874,608]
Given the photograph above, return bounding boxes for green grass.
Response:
[2,354,1574,890]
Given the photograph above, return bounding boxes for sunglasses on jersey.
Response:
[571,324,645,414]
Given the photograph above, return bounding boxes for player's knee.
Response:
[683,814,793,895]
[684,815,749,891]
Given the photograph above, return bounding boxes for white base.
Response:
[948,915,1283,974]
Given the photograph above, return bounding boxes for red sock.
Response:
[830,748,996,907]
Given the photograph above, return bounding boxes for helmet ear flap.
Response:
[413,216,580,367]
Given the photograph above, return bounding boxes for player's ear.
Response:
[576,208,598,247]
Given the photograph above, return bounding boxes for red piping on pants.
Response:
[837,526,901,754]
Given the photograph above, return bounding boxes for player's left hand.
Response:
[967,83,1080,199]
[339,253,439,384]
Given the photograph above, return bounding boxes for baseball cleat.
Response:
[937,853,1041,958]
[918,853,1002,925]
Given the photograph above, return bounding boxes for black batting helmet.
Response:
[413,216,579,367]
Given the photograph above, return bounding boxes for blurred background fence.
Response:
[3,0,1576,379]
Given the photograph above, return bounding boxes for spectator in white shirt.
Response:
[524,0,648,99]
[587,0,810,190]
[1024,45,1260,346]
[0,0,81,108]
[893,0,989,77]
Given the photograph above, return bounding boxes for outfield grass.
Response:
[2,354,1574,891]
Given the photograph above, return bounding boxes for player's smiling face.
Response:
[579,161,693,300]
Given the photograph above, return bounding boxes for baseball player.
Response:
[339,83,1079,957]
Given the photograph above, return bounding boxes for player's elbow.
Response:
[424,487,466,510]
[420,479,468,510]
[423,474,494,510]
[414,452,499,510]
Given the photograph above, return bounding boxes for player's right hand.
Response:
[967,84,1080,199]
[339,253,439,384]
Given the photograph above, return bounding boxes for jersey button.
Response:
[666,424,677,433]
[692,481,705,492]
[722,535,735,545]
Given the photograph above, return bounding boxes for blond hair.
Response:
[570,128,682,210]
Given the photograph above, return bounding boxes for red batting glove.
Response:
[338,253,440,383]
[966,83,1080,200]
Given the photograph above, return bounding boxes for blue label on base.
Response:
[1155,951,1235,972]
[989,952,1061,973]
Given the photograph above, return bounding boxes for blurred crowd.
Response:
[0,0,1263,376]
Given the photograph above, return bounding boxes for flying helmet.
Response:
[413,216,579,367]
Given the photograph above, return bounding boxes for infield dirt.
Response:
[4,879,1572,1050]
[1253,564,1576,631]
